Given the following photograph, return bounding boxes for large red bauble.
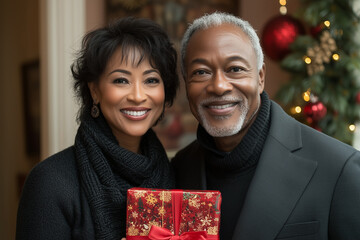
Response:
[304,101,327,122]
[261,15,305,61]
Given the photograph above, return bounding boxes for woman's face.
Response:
[89,47,165,144]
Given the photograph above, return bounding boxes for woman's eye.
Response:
[146,78,160,84]
[113,78,128,84]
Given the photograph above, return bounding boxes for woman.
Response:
[16,17,179,240]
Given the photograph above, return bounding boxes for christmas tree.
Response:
[274,0,360,145]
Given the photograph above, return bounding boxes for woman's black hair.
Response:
[71,17,179,122]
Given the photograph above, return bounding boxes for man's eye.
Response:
[113,78,128,84]
[194,70,207,75]
[229,67,242,72]
[145,78,160,84]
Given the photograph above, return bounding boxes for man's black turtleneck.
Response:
[197,92,271,240]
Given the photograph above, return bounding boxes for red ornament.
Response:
[261,15,305,61]
[356,92,360,104]
[304,101,327,122]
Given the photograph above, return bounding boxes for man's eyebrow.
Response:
[228,55,251,68]
[228,56,246,61]
[190,58,208,65]
[190,56,251,67]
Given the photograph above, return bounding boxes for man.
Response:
[172,12,360,239]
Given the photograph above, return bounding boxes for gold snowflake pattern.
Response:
[159,191,172,202]
[127,225,139,236]
[207,226,218,235]
[188,198,201,208]
[196,211,204,219]
[128,205,133,211]
[214,217,219,222]
[134,190,146,199]
[205,192,213,199]
[132,211,138,218]
[145,193,158,206]
[180,222,186,232]
[140,222,156,236]
[196,224,205,232]
[142,220,161,235]
[158,206,166,216]
[140,228,149,236]
[200,216,212,226]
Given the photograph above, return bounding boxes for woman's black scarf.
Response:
[74,112,175,239]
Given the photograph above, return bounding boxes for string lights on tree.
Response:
[266,0,360,145]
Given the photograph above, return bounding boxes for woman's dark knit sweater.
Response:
[16,147,96,240]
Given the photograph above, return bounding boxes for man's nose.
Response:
[207,71,233,95]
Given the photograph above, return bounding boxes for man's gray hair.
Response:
[181,12,264,76]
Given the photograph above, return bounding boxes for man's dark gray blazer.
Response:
[172,101,360,239]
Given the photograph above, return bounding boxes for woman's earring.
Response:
[91,102,100,118]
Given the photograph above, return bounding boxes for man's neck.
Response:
[213,117,255,152]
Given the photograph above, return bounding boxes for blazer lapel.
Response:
[232,102,318,240]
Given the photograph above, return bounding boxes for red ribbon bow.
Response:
[148,225,208,240]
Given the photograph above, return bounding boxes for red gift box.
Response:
[126,188,222,240]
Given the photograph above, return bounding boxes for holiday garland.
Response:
[272,0,360,145]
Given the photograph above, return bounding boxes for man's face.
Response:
[184,23,265,137]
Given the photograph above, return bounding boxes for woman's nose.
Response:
[127,82,146,103]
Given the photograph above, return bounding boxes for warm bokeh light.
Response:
[279,0,287,5]
[332,53,340,61]
[349,124,356,132]
[304,57,312,64]
[291,106,302,114]
[279,6,287,15]
[324,20,331,28]
[303,91,311,102]
[295,106,302,113]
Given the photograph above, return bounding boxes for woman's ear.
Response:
[88,82,98,103]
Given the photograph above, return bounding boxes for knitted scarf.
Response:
[198,91,271,172]
[74,112,175,239]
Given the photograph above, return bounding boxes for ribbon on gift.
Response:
[148,225,207,240]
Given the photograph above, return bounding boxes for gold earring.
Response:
[91,102,100,118]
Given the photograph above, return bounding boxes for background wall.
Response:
[0,0,39,239]
[0,0,104,239]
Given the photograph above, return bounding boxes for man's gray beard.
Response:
[198,97,249,137]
